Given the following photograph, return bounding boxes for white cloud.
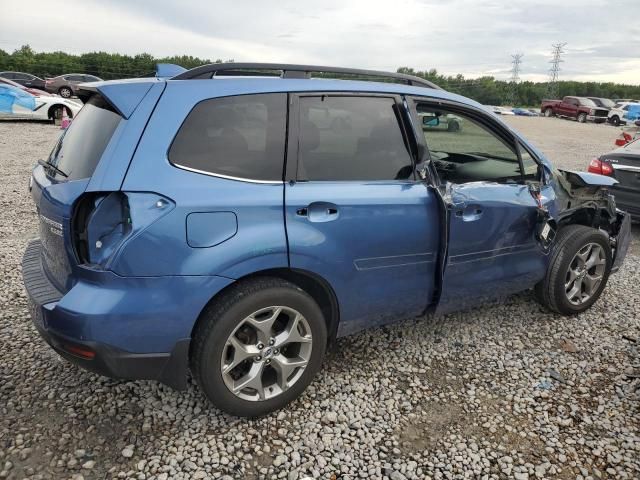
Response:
[0,0,638,83]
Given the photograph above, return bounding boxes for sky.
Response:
[1,0,639,84]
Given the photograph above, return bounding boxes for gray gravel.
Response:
[1,117,639,479]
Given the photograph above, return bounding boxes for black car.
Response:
[0,71,45,89]
[587,97,616,111]
[589,138,640,216]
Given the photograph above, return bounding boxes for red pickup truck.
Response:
[541,96,608,123]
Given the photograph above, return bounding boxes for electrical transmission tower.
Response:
[547,42,567,98]
[506,53,523,105]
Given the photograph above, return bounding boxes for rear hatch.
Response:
[31,95,123,292]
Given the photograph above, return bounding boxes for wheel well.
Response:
[47,104,72,119]
[190,268,340,346]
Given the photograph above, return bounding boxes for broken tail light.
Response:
[615,132,633,147]
[588,158,614,176]
[72,192,174,269]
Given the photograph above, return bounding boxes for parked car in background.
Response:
[44,74,103,98]
[0,77,52,96]
[589,138,640,217]
[614,99,639,104]
[0,84,81,121]
[541,96,608,123]
[22,63,630,417]
[608,102,640,126]
[587,97,616,111]
[0,71,46,90]
[512,108,538,116]
[489,106,515,115]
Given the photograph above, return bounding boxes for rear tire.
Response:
[544,108,554,117]
[577,112,587,123]
[534,225,612,315]
[59,87,72,98]
[191,277,327,417]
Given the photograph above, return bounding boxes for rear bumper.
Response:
[611,211,631,273]
[22,239,233,389]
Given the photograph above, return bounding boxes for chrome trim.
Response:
[172,163,284,184]
[611,164,640,172]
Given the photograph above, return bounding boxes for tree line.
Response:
[1,45,639,106]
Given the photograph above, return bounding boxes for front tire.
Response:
[191,277,327,417]
[610,115,620,126]
[535,225,612,315]
[447,120,460,132]
[577,112,587,123]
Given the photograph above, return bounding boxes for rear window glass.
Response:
[168,93,287,181]
[46,96,121,180]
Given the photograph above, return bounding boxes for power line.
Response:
[547,42,567,98]
[506,53,524,105]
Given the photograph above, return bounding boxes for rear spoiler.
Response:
[76,64,184,117]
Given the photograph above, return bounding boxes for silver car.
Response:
[44,73,102,98]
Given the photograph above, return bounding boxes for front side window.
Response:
[417,103,530,184]
[297,96,413,181]
[169,93,287,181]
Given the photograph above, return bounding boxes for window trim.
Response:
[167,92,289,184]
[407,96,544,186]
[286,92,418,183]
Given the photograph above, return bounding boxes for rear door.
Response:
[411,99,553,314]
[285,93,440,335]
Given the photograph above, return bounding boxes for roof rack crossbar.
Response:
[171,63,441,90]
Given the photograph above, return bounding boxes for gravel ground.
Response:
[0,117,639,480]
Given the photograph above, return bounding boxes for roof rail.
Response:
[171,62,441,90]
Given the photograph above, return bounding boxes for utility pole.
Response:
[547,42,567,98]
[506,53,523,105]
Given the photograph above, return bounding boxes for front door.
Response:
[412,99,553,314]
[285,93,440,336]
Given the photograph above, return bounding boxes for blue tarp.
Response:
[0,85,36,113]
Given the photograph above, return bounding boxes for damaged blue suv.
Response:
[23,63,631,417]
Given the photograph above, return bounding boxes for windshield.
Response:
[580,98,597,107]
[46,95,122,180]
[600,98,615,108]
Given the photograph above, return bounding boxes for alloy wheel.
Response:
[220,306,313,401]
[564,243,606,305]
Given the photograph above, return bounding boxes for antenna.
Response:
[506,53,524,105]
[547,42,567,98]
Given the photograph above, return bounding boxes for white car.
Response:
[490,106,515,116]
[608,102,640,126]
[0,85,82,122]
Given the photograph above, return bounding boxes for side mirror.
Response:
[423,116,440,127]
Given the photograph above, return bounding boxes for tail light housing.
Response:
[72,192,174,269]
[588,158,614,176]
[615,132,633,147]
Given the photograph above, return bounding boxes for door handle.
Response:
[298,202,339,223]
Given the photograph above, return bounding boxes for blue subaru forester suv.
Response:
[23,63,631,416]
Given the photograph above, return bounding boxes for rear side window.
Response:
[169,93,287,181]
[47,95,122,180]
[297,96,412,181]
